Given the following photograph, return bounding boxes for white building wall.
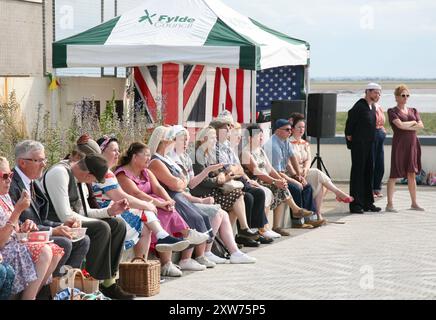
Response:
[0,0,52,76]
[309,143,436,182]
[57,77,125,127]
[0,77,49,134]
[1,76,125,133]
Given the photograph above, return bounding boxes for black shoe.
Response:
[238,228,260,240]
[36,284,52,300]
[364,205,382,212]
[258,235,274,244]
[235,235,260,247]
[155,236,190,253]
[99,283,136,300]
[350,207,364,214]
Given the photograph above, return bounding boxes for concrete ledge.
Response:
[305,138,436,181]
[311,135,436,146]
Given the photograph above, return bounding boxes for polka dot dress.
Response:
[205,188,244,212]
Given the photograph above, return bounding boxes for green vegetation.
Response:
[0,91,28,163]
[0,88,164,167]
[336,112,436,136]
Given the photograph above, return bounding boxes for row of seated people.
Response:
[0,112,352,300]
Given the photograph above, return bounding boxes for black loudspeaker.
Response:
[307,93,337,138]
[271,100,305,129]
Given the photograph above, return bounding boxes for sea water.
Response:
[337,89,436,112]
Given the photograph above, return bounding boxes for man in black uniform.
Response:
[345,83,382,214]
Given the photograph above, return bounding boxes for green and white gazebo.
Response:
[52,0,310,125]
[53,0,309,70]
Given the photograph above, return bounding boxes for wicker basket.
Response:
[118,257,161,297]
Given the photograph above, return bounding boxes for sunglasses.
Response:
[0,171,14,180]
[401,94,410,98]
[279,128,292,132]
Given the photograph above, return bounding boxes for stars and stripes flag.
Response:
[133,63,305,126]
[133,63,253,126]
[256,65,305,111]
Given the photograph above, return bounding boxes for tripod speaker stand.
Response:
[310,137,330,178]
[307,93,337,179]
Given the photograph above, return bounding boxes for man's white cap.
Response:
[365,82,382,90]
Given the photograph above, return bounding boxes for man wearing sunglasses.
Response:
[264,119,316,229]
[345,83,383,214]
[8,140,91,292]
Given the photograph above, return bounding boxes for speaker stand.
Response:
[310,137,331,178]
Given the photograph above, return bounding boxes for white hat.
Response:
[365,82,382,90]
[171,125,188,137]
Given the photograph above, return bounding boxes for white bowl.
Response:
[71,227,87,239]
[16,232,29,242]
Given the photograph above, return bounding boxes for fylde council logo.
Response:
[138,9,195,29]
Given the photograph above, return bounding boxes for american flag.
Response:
[133,64,253,126]
[256,65,305,111]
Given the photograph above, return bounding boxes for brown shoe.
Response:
[272,227,291,236]
[292,208,314,218]
[292,223,314,229]
[306,219,326,228]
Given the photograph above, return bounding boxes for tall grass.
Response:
[0,91,29,163]
[1,88,165,168]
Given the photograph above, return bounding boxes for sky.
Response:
[221,0,436,79]
[54,0,436,79]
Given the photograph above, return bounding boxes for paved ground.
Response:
[144,184,436,300]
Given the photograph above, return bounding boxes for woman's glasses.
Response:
[401,94,410,98]
[0,171,14,180]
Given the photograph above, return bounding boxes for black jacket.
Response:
[9,168,62,230]
[345,98,376,144]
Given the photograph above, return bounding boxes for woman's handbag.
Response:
[118,257,160,297]
[427,172,436,186]
[220,179,244,194]
[50,267,99,297]
[211,236,231,260]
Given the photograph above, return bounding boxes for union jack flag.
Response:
[133,63,253,126]
[133,64,305,126]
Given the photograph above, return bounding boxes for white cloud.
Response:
[220,0,436,78]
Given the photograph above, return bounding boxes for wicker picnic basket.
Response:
[118,257,161,297]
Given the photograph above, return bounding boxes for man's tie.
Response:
[30,180,36,201]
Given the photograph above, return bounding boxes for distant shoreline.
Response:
[310,80,436,91]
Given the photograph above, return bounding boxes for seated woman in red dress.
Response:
[0,156,63,299]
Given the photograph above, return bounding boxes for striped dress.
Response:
[92,170,157,250]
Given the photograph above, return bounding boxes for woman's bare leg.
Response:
[314,190,324,219]
[180,248,193,261]
[229,196,249,229]
[218,211,239,254]
[323,180,350,200]
[206,210,224,252]
[193,242,206,257]
[21,246,52,300]
[386,178,396,208]
[39,252,62,293]
[407,172,420,208]
[134,226,152,258]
